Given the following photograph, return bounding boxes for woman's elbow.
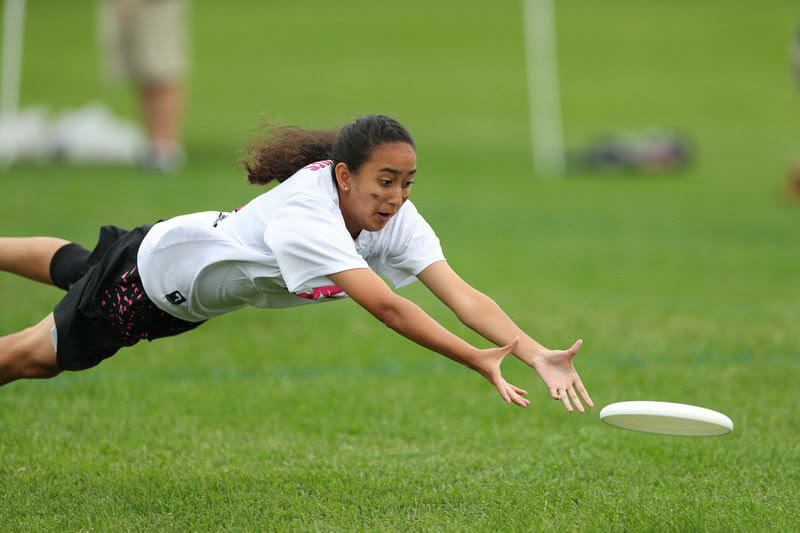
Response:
[370,299,403,331]
[454,291,494,325]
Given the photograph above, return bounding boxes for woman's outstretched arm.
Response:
[328,268,530,407]
[417,261,593,413]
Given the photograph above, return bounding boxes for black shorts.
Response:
[53,224,205,371]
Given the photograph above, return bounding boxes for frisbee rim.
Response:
[599,401,733,436]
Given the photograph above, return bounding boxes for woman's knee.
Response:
[50,242,91,290]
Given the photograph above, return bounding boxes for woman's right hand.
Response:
[471,338,530,407]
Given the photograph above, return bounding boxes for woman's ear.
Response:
[335,162,352,191]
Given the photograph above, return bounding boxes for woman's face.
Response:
[335,142,417,238]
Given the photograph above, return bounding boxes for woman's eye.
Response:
[380,179,392,186]
[404,181,414,188]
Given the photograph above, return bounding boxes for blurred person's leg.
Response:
[101,0,188,173]
[141,82,184,172]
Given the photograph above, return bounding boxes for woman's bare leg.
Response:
[0,313,61,386]
[0,237,70,285]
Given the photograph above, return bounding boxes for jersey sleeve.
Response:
[382,202,445,289]
[264,196,369,293]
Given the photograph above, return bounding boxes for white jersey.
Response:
[136,160,445,322]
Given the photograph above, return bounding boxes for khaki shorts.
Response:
[100,0,188,85]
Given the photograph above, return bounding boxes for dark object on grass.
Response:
[568,129,692,174]
[787,164,800,200]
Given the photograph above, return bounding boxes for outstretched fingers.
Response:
[508,383,528,396]
[506,382,530,407]
[568,386,585,413]
[491,375,529,407]
[575,378,594,408]
[488,338,526,407]
[550,386,584,413]
[558,389,573,412]
[539,339,592,413]
[494,375,512,404]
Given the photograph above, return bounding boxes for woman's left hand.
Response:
[529,340,593,413]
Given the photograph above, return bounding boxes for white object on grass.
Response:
[0,106,50,161]
[600,401,733,436]
[0,102,145,164]
[522,0,565,177]
[49,102,145,163]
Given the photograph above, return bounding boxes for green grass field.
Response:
[2,1,799,530]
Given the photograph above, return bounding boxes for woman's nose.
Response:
[388,185,404,205]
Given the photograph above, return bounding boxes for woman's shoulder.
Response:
[254,164,338,210]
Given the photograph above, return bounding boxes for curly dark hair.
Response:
[240,115,415,186]
[240,123,337,186]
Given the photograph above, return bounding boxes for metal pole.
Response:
[1,0,26,116]
[522,0,565,177]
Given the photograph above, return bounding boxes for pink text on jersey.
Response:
[292,284,346,300]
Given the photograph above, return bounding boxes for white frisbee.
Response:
[599,401,733,436]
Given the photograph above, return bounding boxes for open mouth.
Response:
[377,211,392,222]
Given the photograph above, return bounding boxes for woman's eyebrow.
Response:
[378,168,417,175]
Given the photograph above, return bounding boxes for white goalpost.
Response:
[1,0,27,164]
[522,0,565,177]
[2,0,25,116]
